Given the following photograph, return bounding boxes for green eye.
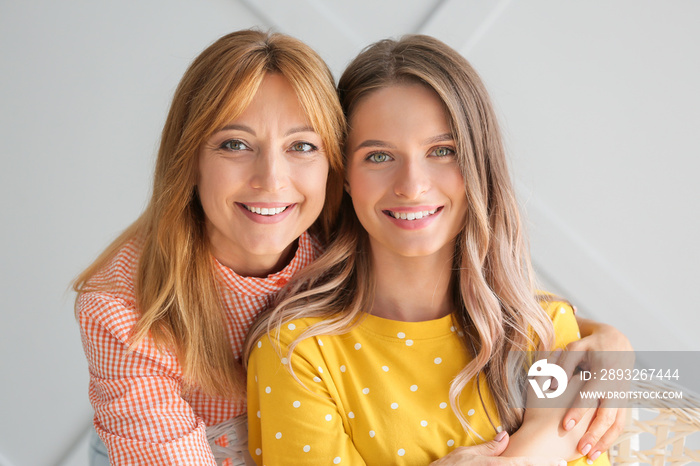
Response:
[368,153,391,163]
[222,140,248,151]
[433,147,454,157]
[291,142,316,152]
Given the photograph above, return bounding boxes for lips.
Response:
[379,206,444,230]
[383,207,440,220]
[236,202,296,224]
[241,204,289,216]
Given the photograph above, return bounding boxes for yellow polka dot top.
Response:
[247,300,610,465]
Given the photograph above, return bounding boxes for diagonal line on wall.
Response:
[520,184,695,350]
[418,0,513,54]
[235,0,363,76]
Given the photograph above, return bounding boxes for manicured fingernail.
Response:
[564,419,576,431]
[495,431,507,442]
[581,443,592,455]
[590,451,601,461]
[586,460,593,465]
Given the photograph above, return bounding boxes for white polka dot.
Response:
[348,411,355,419]
[382,365,389,372]
[256,410,261,418]
[255,448,261,456]
[496,425,503,432]
[334,457,341,464]
[457,331,464,337]
[288,323,296,330]
[317,339,324,346]
[318,367,324,373]
[325,414,332,421]
[257,341,262,348]
[303,445,310,453]
[467,408,475,416]
[420,420,428,427]
[577,332,581,338]
[254,375,257,382]
[397,332,406,339]
[362,387,370,394]
[439,402,447,409]
[293,401,301,408]
[434,357,442,364]
[391,402,399,409]
[281,357,288,365]
[405,340,413,346]
[398,449,406,456]
[275,432,282,439]
[340,365,346,373]
[410,385,418,392]
[313,376,322,383]
[447,439,455,447]
[354,343,362,350]
[265,386,271,394]
[559,307,566,314]
[369,430,376,438]
[450,326,456,332]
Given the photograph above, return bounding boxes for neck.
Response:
[212,240,298,278]
[369,242,455,322]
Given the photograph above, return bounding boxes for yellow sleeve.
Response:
[542,300,582,350]
[247,326,366,466]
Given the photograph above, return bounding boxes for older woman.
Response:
[74,30,343,465]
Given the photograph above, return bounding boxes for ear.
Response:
[344,180,351,196]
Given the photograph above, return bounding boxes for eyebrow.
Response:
[219,124,255,135]
[351,133,454,153]
[215,124,317,137]
[351,140,397,153]
[285,125,316,137]
[423,133,455,145]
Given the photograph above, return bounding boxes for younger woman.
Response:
[246,35,611,465]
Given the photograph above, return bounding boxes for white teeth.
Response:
[390,208,438,220]
[244,205,288,216]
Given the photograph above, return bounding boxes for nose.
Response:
[393,158,429,199]
[250,148,288,192]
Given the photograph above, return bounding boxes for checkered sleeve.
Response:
[79,292,217,466]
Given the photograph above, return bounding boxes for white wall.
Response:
[1,1,697,465]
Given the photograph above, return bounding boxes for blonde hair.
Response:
[74,30,345,398]
[246,35,554,434]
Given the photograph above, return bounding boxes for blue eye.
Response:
[291,142,317,152]
[221,139,249,151]
[432,147,455,157]
[367,152,392,163]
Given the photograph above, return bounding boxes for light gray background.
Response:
[1,1,698,465]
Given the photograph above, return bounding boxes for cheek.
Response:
[295,161,330,208]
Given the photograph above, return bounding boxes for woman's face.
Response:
[345,83,467,260]
[198,73,329,276]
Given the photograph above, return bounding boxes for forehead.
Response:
[348,84,450,139]
[235,73,309,122]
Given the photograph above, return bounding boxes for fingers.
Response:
[576,406,618,459]
[562,404,593,432]
[556,343,585,380]
[588,408,626,461]
[430,433,511,465]
[465,430,510,457]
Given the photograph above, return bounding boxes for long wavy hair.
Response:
[247,34,555,434]
[74,30,345,399]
